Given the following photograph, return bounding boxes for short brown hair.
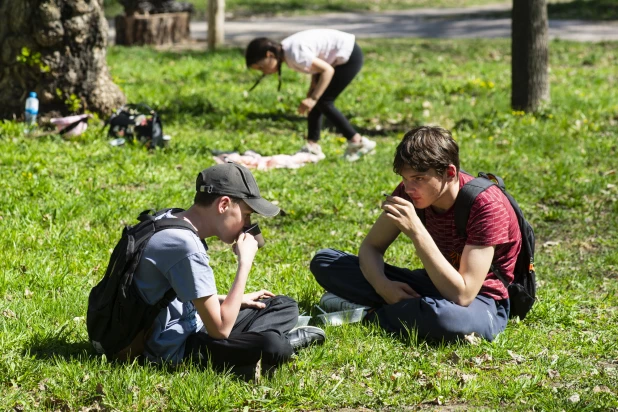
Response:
[393,126,459,176]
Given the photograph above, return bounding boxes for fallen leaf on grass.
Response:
[547,369,560,378]
[422,396,443,405]
[507,350,525,364]
[78,401,104,412]
[459,373,477,384]
[24,289,34,299]
[568,393,580,403]
[542,241,560,248]
[469,353,493,366]
[2,309,16,319]
[464,332,481,345]
[390,371,403,381]
[593,385,612,394]
[449,352,461,363]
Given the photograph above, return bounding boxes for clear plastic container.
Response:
[317,308,365,326]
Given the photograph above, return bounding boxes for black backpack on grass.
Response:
[417,172,537,319]
[87,209,198,361]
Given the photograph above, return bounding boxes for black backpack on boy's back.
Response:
[86,209,198,361]
[416,171,537,319]
[454,172,537,320]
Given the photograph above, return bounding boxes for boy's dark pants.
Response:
[311,248,509,342]
[184,295,298,370]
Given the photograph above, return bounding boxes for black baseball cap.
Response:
[196,163,280,217]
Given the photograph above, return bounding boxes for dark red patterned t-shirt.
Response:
[392,172,521,300]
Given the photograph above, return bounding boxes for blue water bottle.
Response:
[25,91,39,134]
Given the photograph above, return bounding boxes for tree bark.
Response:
[511,0,550,112]
[208,0,225,50]
[0,0,125,120]
[115,12,190,46]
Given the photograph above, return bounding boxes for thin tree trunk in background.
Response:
[0,0,125,119]
[511,0,550,112]
[208,0,225,50]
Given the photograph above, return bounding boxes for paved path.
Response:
[107,4,618,45]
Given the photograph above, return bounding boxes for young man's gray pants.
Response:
[310,248,509,342]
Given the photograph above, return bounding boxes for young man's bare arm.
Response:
[359,213,421,304]
[192,233,257,339]
[382,196,493,306]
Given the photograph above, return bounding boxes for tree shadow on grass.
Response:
[547,0,618,21]
[246,113,417,137]
[246,112,306,124]
[470,0,618,21]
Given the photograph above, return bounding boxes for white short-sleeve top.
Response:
[281,29,356,74]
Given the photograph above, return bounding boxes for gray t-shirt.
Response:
[133,211,217,364]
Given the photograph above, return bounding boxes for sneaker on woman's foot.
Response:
[343,137,376,162]
[298,141,326,160]
[319,292,370,313]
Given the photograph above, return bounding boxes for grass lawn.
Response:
[1,38,618,410]
[104,0,618,20]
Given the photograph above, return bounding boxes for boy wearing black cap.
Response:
[132,162,325,374]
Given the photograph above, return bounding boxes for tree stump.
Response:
[115,12,191,46]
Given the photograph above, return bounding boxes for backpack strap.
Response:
[479,172,506,191]
[123,209,201,298]
[454,173,511,289]
[453,177,495,238]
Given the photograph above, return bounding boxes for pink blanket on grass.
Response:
[213,150,323,171]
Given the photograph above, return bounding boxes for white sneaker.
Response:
[319,292,370,313]
[343,137,376,162]
[298,142,326,160]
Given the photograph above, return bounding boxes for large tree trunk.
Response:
[0,0,125,120]
[511,0,550,112]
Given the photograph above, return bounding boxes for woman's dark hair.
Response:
[245,37,284,91]
[393,126,460,176]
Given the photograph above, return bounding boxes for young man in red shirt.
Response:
[311,126,521,341]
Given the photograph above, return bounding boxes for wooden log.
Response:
[115,12,191,46]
